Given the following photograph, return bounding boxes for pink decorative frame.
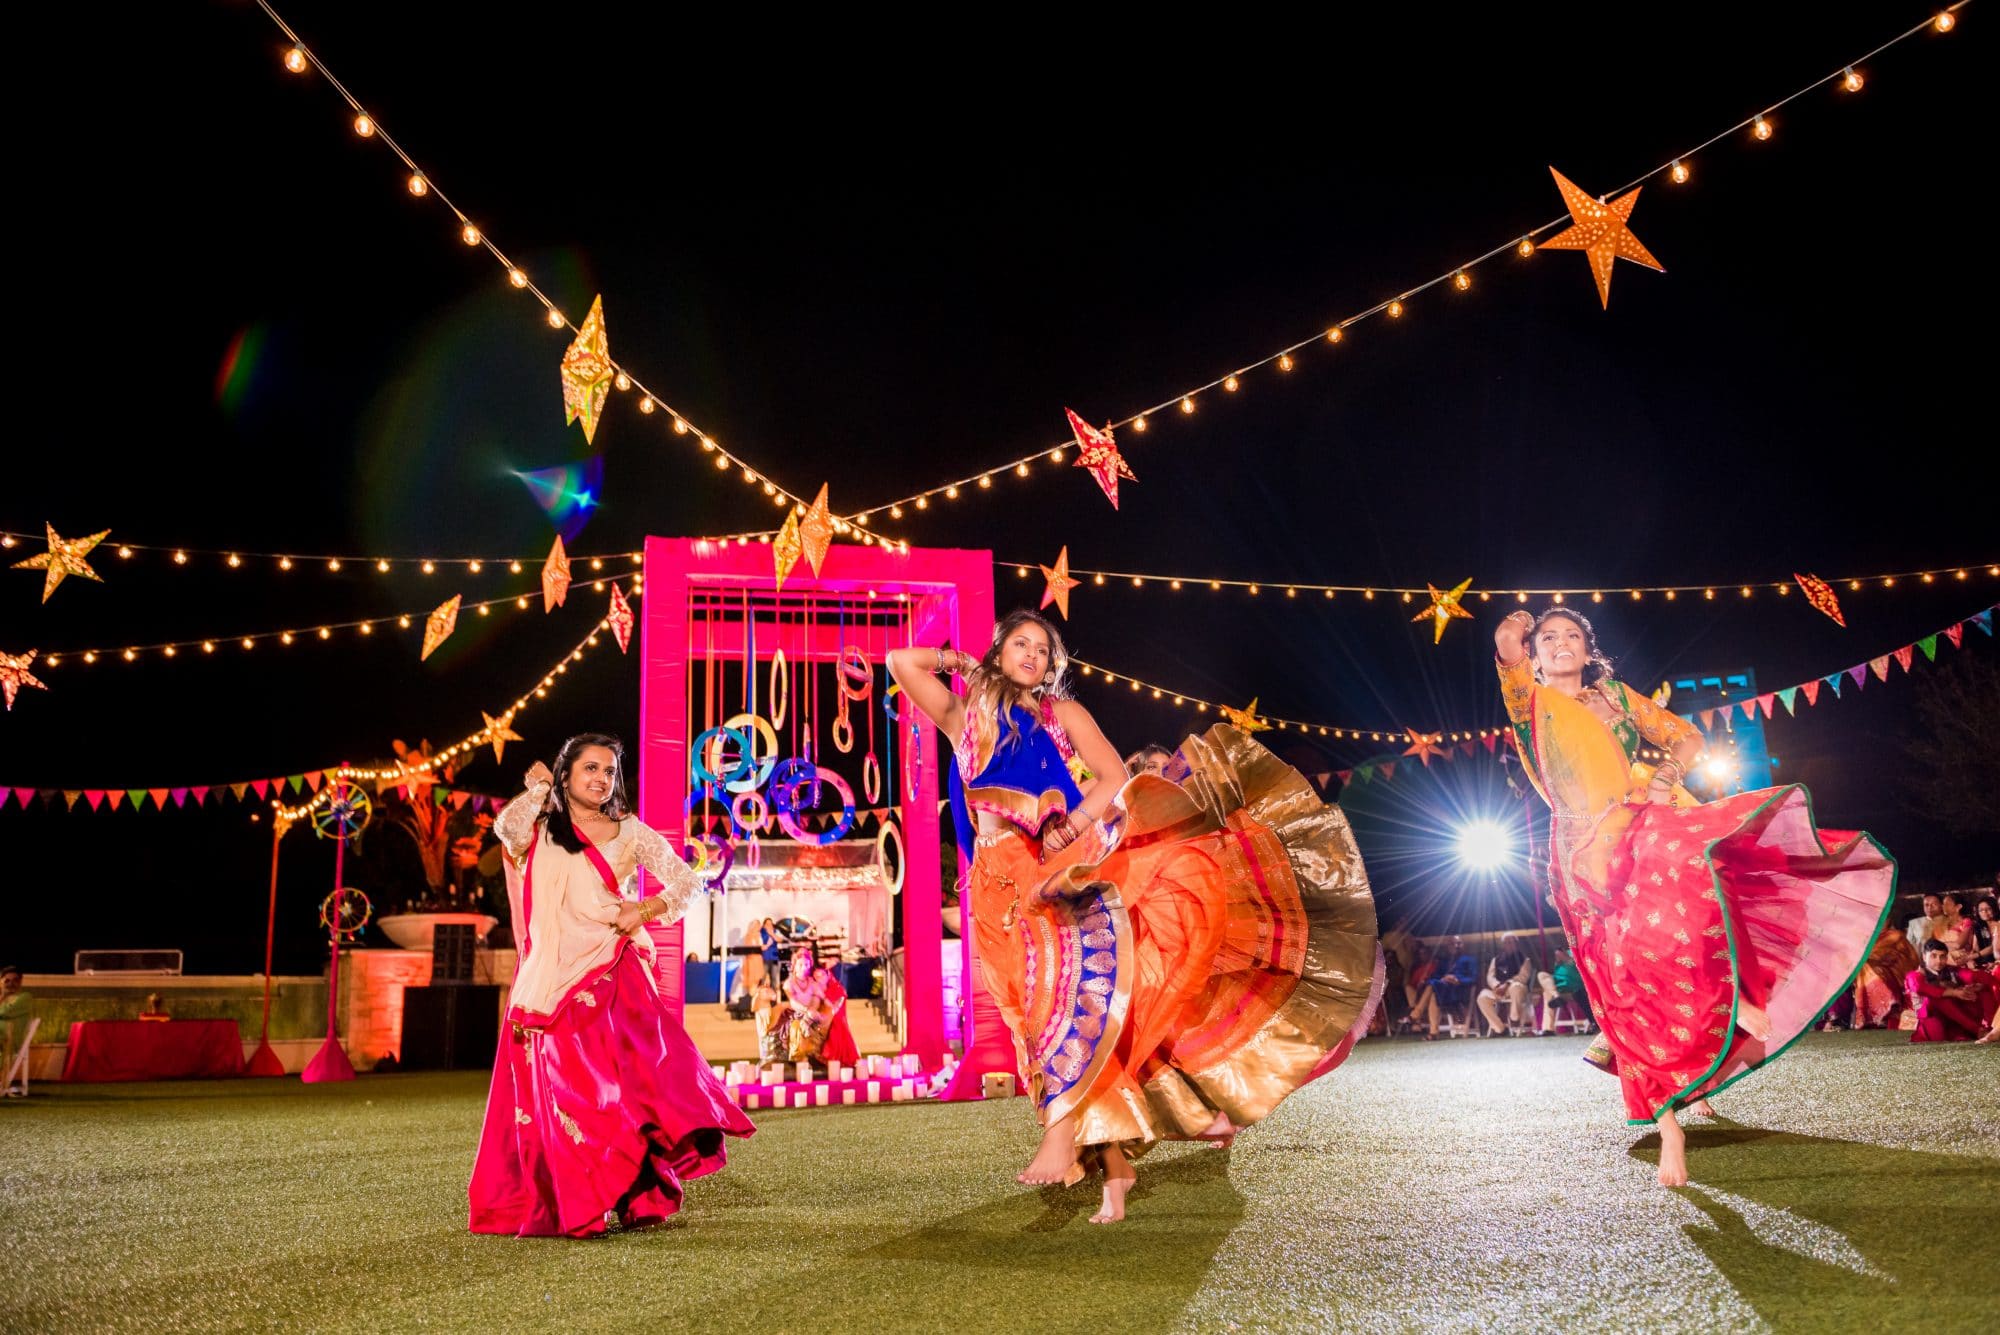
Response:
[637,536,995,1078]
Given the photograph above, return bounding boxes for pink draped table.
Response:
[61,1019,245,1082]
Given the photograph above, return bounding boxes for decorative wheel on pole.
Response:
[303,781,373,1084]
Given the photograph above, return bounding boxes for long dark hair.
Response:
[1527,608,1615,687]
[963,609,1072,748]
[540,732,632,854]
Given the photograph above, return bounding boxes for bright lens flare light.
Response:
[1455,821,1511,871]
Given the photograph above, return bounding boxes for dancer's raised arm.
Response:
[887,645,976,743]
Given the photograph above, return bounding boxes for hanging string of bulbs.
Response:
[1005,558,2000,605]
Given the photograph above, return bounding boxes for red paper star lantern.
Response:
[1402,730,1446,766]
[607,583,635,653]
[1793,572,1846,627]
[1,648,48,711]
[1065,408,1136,508]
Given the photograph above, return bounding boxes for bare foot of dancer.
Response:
[1199,1111,1237,1148]
[1656,1109,1689,1188]
[1017,1111,1083,1186]
[1685,1098,1716,1118]
[1735,1001,1772,1043]
[1091,1145,1136,1224]
[1976,1027,2000,1045]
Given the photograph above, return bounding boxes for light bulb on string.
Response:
[1132,415,1148,433]
[546,308,565,328]
[1387,300,1405,319]
[408,174,428,196]
[1518,237,1536,256]
[353,113,374,137]
[1753,116,1773,141]
[1452,270,1471,291]
[1278,354,1293,372]
[1842,66,1864,92]
[1936,11,1955,32]
[508,268,528,288]
[1670,160,1691,184]
[1326,327,1344,343]
[1014,462,1029,477]
[1180,396,1195,415]
[1223,375,1240,393]
[283,47,308,73]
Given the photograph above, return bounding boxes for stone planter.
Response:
[376,912,499,952]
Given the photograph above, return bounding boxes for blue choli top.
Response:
[947,699,1086,854]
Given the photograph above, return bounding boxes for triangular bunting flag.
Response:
[125,789,147,810]
[1459,741,1476,756]
[286,774,305,794]
[1337,769,1353,784]
[1919,634,1939,662]
[1350,765,1372,785]
[1892,645,1914,673]
[1312,772,1332,787]
[1482,735,1498,752]
[1802,680,1820,707]
[1868,656,1890,682]
[170,788,189,808]
[433,788,448,807]
[63,790,82,810]
[1847,665,1867,689]
[1974,609,1994,636]
[0,790,12,811]
[251,780,269,800]
[305,771,324,792]
[1947,623,1965,649]
[105,791,124,810]
[1777,687,1798,716]
[13,786,34,808]
[450,791,469,809]
[85,789,105,810]
[1739,701,1756,721]
[148,789,170,810]
[1756,694,1775,719]
[1698,709,1716,730]
[1380,762,1397,781]
[1824,673,1843,698]
[192,786,210,805]
[231,782,250,801]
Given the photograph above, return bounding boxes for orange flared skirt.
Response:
[965,725,1381,1154]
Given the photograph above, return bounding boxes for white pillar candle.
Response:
[841,1088,856,1105]
[813,1085,830,1106]
[866,1081,882,1103]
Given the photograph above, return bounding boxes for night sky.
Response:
[3,2,1991,973]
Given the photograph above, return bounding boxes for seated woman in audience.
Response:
[1536,946,1588,1035]
[1906,940,1997,1043]
[1934,893,1978,969]
[1850,921,1921,1030]
[1411,936,1477,1040]
[1969,897,1996,973]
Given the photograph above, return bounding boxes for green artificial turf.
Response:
[2,1032,1994,1333]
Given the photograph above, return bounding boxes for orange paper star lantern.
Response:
[421,595,461,661]
[798,484,834,576]
[541,536,571,613]
[1540,167,1664,308]
[1,648,48,711]
[1219,698,1271,734]
[1039,546,1081,619]
[1412,578,1475,644]
[12,523,109,602]
[560,295,613,445]
[1402,729,1446,766]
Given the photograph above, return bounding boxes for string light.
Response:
[1753,116,1774,141]
[1935,11,1956,32]
[995,557,1994,604]
[407,173,427,197]
[545,307,565,328]
[352,113,374,137]
[1452,271,1471,291]
[283,46,307,73]
[1842,66,1864,92]
[460,222,481,246]
[508,268,527,288]
[1517,237,1536,257]
[1670,160,1691,184]
[1223,375,1240,393]
[1387,300,1405,318]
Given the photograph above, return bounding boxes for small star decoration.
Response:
[1219,698,1271,734]
[13,523,109,602]
[1039,546,1082,619]
[1065,409,1136,509]
[1412,578,1475,644]
[1540,167,1664,308]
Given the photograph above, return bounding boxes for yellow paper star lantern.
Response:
[772,510,803,592]
[1219,698,1271,734]
[1039,546,1081,620]
[1412,578,1475,644]
[483,710,523,764]
[421,595,461,661]
[1,648,48,711]
[1540,167,1665,308]
[560,295,613,445]
[13,523,109,602]
[799,484,834,577]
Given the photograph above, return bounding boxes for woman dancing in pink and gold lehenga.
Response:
[1495,609,1894,1187]
[469,734,752,1237]
[890,610,1381,1223]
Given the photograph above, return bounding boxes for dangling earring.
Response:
[1041,672,1056,690]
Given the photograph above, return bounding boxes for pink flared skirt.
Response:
[468,946,754,1237]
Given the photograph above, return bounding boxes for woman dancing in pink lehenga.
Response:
[469,734,752,1237]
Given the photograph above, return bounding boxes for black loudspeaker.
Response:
[432,923,476,983]
[400,984,500,1070]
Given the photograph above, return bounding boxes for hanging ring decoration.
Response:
[690,726,754,788]
[769,649,788,728]
[741,832,762,869]
[862,752,883,805]
[318,887,372,941]
[775,767,856,845]
[767,758,822,815]
[875,818,906,897]
[718,712,779,794]
[731,790,771,834]
[683,782,745,841]
[831,712,856,754]
[837,646,874,701]
[683,836,732,889]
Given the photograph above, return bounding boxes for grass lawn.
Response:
[2,1031,1994,1333]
